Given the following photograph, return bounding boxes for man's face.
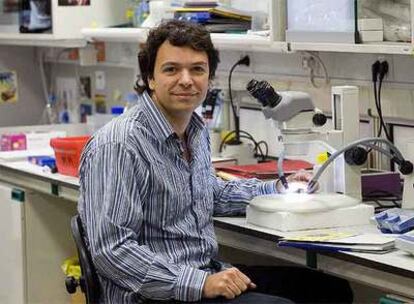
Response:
[149,41,210,119]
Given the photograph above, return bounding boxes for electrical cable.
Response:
[256,140,269,160]
[367,61,392,159]
[228,62,241,144]
[373,80,382,137]
[371,60,391,141]
[227,56,249,144]
[304,51,330,88]
[223,56,271,162]
[218,129,268,162]
[377,78,392,141]
[366,61,381,155]
[361,143,394,159]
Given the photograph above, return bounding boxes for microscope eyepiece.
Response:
[246,79,282,108]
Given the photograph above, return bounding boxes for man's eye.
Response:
[163,67,176,73]
[193,66,207,73]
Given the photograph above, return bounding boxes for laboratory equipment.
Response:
[246,82,413,231]
[395,229,414,256]
[220,56,257,165]
[361,170,401,199]
[402,142,414,210]
[375,208,414,234]
[379,141,414,237]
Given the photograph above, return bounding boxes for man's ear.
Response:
[149,79,155,90]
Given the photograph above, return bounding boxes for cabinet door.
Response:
[24,192,77,304]
[0,183,25,304]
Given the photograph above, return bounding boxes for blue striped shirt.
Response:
[78,92,277,303]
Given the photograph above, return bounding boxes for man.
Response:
[78,20,353,303]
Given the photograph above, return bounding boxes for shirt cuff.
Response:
[260,180,278,195]
[175,265,208,302]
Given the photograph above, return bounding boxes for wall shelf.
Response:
[290,41,413,55]
[0,33,86,48]
[82,28,148,43]
[44,58,135,69]
[0,0,125,48]
[82,27,413,55]
[82,27,288,53]
[211,33,287,53]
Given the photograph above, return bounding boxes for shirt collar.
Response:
[140,91,205,142]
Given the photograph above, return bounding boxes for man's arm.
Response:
[210,166,277,216]
[79,143,207,301]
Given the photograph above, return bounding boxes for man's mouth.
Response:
[171,92,198,97]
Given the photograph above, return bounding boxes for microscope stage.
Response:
[247,193,374,231]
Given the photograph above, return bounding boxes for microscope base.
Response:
[246,204,374,232]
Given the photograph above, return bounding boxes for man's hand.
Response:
[276,170,319,193]
[202,267,256,299]
[287,170,313,184]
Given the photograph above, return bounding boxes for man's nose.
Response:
[178,70,193,87]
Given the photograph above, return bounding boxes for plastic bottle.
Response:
[111,106,125,116]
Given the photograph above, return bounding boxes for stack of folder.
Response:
[174,2,252,33]
[278,232,396,254]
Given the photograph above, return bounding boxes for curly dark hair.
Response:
[135,19,220,94]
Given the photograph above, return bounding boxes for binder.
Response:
[174,7,252,22]
[278,233,396,253]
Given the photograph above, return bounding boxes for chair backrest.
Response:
[71,215,100,304]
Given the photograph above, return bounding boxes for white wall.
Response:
[213,50,414,157]
[216,51,414,120]
[0,46,45,127]
[44,45,414,159]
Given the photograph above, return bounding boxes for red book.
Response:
[215,160,313,179]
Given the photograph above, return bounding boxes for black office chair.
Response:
[65,215,100,304]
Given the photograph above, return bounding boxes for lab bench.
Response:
[1,161,414,303]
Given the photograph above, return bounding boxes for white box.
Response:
[25,131,66,150]
[360,30,384,42]
[79,45,98,66]
[50,0,127,40]
[358,18,383,31]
